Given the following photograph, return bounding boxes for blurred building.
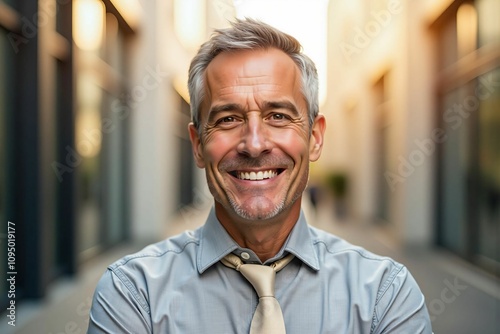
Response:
[0,0,498,312]
[324,0,499,273]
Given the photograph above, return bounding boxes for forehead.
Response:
[204,48,301,100]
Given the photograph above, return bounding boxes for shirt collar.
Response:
[197,207,320,274]
[280,209,320,271]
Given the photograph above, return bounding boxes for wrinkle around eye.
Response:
[265,114,291,126]
[210,115,244,130]
[264,112,306,128]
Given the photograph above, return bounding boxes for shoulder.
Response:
[308,225,405,287]
[108,228,201,279]
[90,229,201,318]
[306,226,432,330]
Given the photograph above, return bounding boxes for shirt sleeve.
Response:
[371,266,432,334]
[87,269,152,334]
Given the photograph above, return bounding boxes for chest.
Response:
[146,263,376,334]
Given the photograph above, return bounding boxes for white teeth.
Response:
[237,170,278,181]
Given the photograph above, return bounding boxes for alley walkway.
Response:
[2,198,498,334]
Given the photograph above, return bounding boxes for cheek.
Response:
[203,133,235,164]
[275,129,310,160]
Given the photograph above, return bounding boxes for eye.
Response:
[214,115,241,128]
[266,113,291,126]
[221,116,235,123]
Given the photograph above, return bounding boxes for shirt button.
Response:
[241,252,250,260]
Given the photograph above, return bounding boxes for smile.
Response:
[230,169,284,181]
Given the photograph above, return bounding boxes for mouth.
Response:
[229,169,285,181]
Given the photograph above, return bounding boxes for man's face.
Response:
[189,48,325,222]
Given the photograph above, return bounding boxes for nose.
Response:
[237,116,271,158]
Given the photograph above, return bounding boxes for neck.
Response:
[215,200,301,262]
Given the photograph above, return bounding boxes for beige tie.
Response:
[221,253,295,334]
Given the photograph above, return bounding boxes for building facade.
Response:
[325,0,499,274]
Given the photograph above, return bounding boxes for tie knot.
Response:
[221,253,295,273]
[239,264,276,297]
[221,253,295,298]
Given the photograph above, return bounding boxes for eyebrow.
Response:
[207,103,245,124]
[209,103,244,115]
[207,100,300,122]
[261,100,300,117]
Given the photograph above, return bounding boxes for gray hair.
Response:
[188,18,319,132]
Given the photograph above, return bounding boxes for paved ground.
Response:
[2,198,499,333]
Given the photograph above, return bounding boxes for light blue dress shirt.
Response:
[88,208,432,333]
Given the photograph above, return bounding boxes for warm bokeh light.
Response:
[76,108,102,158]
[75,73,103,158]
[234,0,329,108]
[174,73,190,103]
[105,12,119,43]
[109,0,142,30]
[174,0,207,50]
[457,3,478,57]
[73,0,105,51]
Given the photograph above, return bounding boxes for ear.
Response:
[188,123,206,168]
[309,114,326,162]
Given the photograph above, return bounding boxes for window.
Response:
[436,1,500,274]
[73,4,132,260]
[476,68,500,271]
[1,0,75,303]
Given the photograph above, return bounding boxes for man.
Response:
[88,19,432,333]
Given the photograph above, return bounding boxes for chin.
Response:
[228,198,287,221]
